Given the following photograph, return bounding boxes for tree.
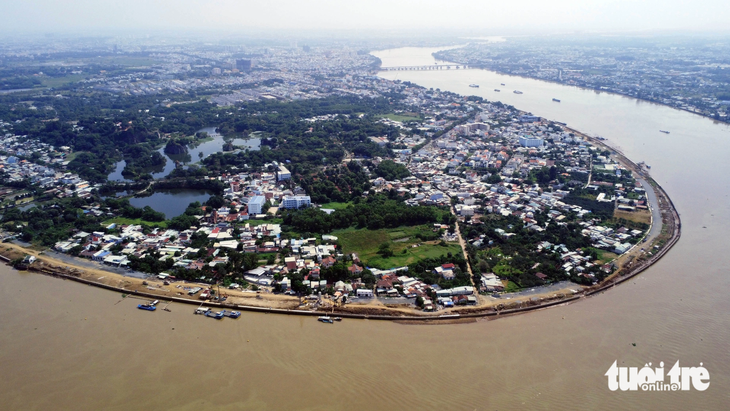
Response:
[377,243,394,258]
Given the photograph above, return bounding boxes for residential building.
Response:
[248,196,266,215]
[281,195,311,209]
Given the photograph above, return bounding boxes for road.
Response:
[584,156,593,188]
[44,250,150,279]
[450,206,475,287]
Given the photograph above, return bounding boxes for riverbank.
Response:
[434,58,729,126]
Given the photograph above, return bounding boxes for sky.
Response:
[1,0,728,34]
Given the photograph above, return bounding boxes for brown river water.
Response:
[1,46,730,410]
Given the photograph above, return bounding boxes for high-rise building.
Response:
[236,59,252,72]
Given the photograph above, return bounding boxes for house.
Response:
[348,264,363,275]
[284,256,297,270]
[279,277,291,290]
[434,263,455,280]
[321,255,336,268]
[92,250,110,261]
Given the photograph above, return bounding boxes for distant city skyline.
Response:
[1,0,729,34]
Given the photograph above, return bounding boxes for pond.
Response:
[128,189,214,219]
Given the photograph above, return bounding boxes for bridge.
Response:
[378,64,470,72]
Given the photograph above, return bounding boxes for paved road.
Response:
[488,281,580,300]
[637,177,663,240]
[44,250,151,279]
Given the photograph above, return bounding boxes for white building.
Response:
[356,289,374,298]
[519,136,544,148]
[281,195,311,209]
[277,165,291,181]
[248,196,266,215]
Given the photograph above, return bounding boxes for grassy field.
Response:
[102,217,168,228]
[503,281,521,293]
[64,151,84,162]
[613,209,652,225]
[94,56,160,67]
[333,225,462,270]
[318,201,353,210]
[245,218,283,227]
[381,113,422,123]
[15,197,34,205]
[41,74,89,88]
[586,247,619,264]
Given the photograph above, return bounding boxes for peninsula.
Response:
[0,39,681,321]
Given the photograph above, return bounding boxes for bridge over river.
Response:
[379,64,470,71]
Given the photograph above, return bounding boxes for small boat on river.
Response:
[660,130,670,134]
[318,316,334,323]
[137,302,156,311]
[204,310,224,320]
[221,310,241,319]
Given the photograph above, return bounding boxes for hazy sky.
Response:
[1,0,728,34]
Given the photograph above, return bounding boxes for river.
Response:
[1,46,730,410]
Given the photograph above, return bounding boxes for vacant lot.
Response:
[333,225,462,269]
[40,74,89,87]
[613,209,652,225]
[318,201,353,210]
[102,217,168,228]
[381,113,422,123]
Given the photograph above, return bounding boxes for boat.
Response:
[204,310,224,320]
[333,317,343,321]
[501,83,505,86]
[137,303,156,311]
[552,98,561,102]
[469,84,479,88]
[220,310,241,319]
[194,306,209,315]
[646,165,651,169]
[494,89,500,92]
[659,130,670,134]
[318,316,334,323]
[513,90,523,94]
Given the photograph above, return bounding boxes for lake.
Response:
[108,126,260,182]
[129,189,214,219]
